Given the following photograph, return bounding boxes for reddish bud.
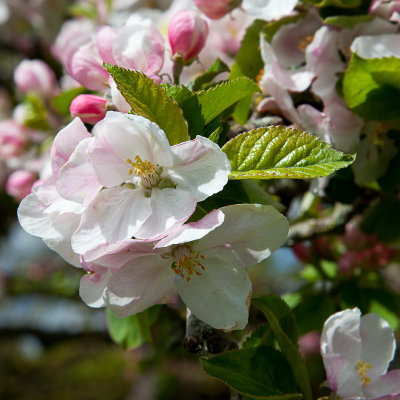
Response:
[70,94,107,124]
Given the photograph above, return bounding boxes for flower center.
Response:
[172,245,205,282]
[298,34,314,51]
[126,156,160,188]
[356,360,372,387]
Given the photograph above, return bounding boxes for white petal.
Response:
[72,186,151,253]
[79,265,112,307]
[196,204,289,268]
[155,209,225,248]
[351,34,400,59]
[168,136,230,201]
[134,188,196,240]
[91,112,172,188]
[364,370,400,398]
[105,255,177,317]
[242,0,297,20]
[177,256,252,331]
[360,313,396,377]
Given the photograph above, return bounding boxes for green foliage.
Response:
[241,180,285,211]
[195,78,260,125]
[51,87,87,116]
[222,126,356,180]
[105,64,189,145]
[201,347,301,399]
[324,14,374,28]
[23,94,49,130]
[190,58,230,91]
[241,324,274,349]
[106,306,159,349]
[303,0,362,7]
[343,55,400,120]
[253,296,312,400]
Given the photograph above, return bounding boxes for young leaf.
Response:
[253,296,312,400]
[303,0,362,7]
[190,58,230,91]
[343,55,400,120]
[241,324,274,349]
[51,87,87,116]
[195,78,260,125]
[105,64,189,145]
[106,306,159,349]
[201,347,301,400]
[222,126,356,180]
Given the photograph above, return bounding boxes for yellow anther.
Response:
[298,34,314,51]
[172,245,205,282]
[356,360,372,387]
[126,156,160,188]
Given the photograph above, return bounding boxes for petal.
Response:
[105,255,177,317]
[360,313,396,377]
[79,265,112,308]
[50,117,91,176]
[242,0,297,20]
[177,256,252,331]
[196,204,289,268]
[321,308,362,365]
[57,138,102,205]
[351,34,400,59]
[364,370,400,398]
[91,112,172,187]
[72,186,152,254]
[155,209,225,248]
[134,187,196,240]
[167,136,230,201]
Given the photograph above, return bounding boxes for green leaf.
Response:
[190,58,230,91]
[343,55,400,120]
[222,126,356,180]
[241,324,274,350]
[241,180,285,212]
[253,296,312,400]
[51,87,87,116]
[23,94,50,130]
[195,78,260,125]
[201,347,301,399]
[303,0,362,7]
[106,306,159,349]
[324,15,373,29]
[105,64,189,145]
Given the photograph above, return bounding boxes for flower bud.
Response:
[194,0,235,19]
[168,10,209,63]
[70,94,107,124]
[14,59,57,98]
[6,170,36,201]
[0,120,27,159]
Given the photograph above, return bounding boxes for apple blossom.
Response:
[70,111,230,253]
[242,0,298,20]
[13,59,56,98]
[6,170,36,201]
[70,94,108,124]
[81,204,289,330]
[321,308,400,399]
[194,0,236,19]
[168,10,209,63]
[369,0,400,21]
[0,119,27,159]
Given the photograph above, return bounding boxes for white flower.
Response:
[321,308,400,399]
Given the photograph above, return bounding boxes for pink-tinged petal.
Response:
[155,209,225,248]
[134,188,197,240]
[321,308,362,365]
[105,255,177,317]
[167,136,230,201]
[177,256,251,330]
[364,370,400,398]
[79,265,112,308]
[196,204,289,268]
[50,117,91,176]
[44,235,81,268]
[91,112,172,188]
[359,313,396,378]
[109,77,131,113]
[71,186,152,254]
[84,239,159,267]
[96,25,117,64]
[323,353,363,398]
[57,138,102,206]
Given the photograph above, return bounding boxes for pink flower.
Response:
[194,0,236,19]
[321,308,400,399]
[6,170,37,201]
[70,94,107,124]
[80,204,289,330]
[0,119,27,159]
[369,0,400,21]
[14,59,57,98]
[168,10,209,63]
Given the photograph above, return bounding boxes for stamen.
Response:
[298,34,314,51]
[172,245,205,282]
[126,155,160,188]
[356,360,372,387]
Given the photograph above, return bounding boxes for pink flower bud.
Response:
[194,0,235,19]
[14,59,57,98]
[70,94,107,124]
[0,120,27,159]
[168,10,209,63]
[6,170,36,201]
